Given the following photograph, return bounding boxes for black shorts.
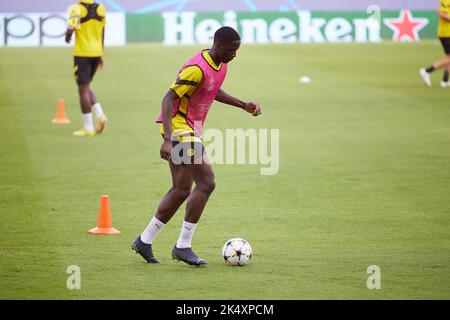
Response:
[162,134,205,165]
[439,37,450,55]
[74,56,100,84]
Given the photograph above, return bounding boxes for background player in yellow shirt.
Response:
[65,0,108,136]
[420,0,450,87]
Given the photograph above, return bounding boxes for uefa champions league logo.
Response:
[207,76,215,91]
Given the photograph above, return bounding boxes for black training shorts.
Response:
[439,37,450,55]
[74,56,100,84]
[161,134,206,165]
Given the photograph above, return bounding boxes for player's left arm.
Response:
[439,11,450,22]
[438,2,450,22]
[215,88,262,116]
[99,5,106,70]
[99,55,104,70]
[98,27,105,70]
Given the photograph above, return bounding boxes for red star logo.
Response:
[384,9,428,42]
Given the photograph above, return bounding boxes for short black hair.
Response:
[214,26,241,43]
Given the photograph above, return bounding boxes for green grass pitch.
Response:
[0,41,449,299]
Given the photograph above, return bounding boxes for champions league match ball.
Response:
[222,238,253,266]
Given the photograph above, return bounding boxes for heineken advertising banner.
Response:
[126,10,438,44]
[0,10,438,46]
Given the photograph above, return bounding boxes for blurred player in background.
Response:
[132,27,262,266]
[420,0,450,87]
[65,0,108,136]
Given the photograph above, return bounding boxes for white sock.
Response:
[92,102,105,119]
[82,112,94,132]
[176,221,197,249]
[140,217,165,244]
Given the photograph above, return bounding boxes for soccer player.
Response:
[420,0,450,87]
[132,27,262,266]
[65,0,108,136]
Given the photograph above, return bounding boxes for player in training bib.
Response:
[132,27,262,266]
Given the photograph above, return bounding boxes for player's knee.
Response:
[173,186,191,200]
[210,180,216,194]
[200,179,216,195]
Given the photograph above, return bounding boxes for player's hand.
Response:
[243,102,262,116]
[98,57,104,70]
[160,140,172,161]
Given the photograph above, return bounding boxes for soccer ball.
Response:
[299,76,311,84]
[222,238,252,266]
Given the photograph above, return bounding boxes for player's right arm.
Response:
[160,89,178,161]
[65,28,74,44]
[160,65,203,161]
[65,4,81,43]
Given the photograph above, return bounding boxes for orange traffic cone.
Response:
[88,195,121,235]
[51,99,70,124]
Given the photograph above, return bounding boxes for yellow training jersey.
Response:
[160,65,203,137]
[67,0,106,57]
[438,0,450,37]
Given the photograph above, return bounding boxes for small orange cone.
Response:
[51,99,70,124]
[88,195,121,235]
